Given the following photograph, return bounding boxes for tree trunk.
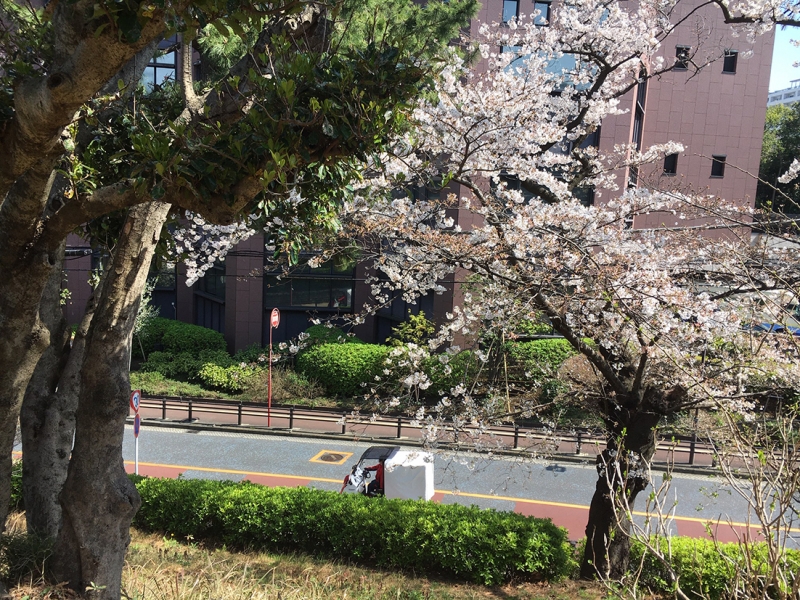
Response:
[0,160,65,530]
[20,242,103,538]
[580,407,661,580]
[51,202,170,599]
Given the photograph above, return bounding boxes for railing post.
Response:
[289,407,294,430]
[396,417,402,439]
[341,412,346,435]
[161,397,167,420]
[576,430,583,455]
[688,408,699,465]
[188,398,193,421]
[237,402,243,426]
[513,424,519,449]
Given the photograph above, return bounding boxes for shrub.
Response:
[134,316,175,359]
[634,536,800,599]
[423,350,478,397]
[132,477,574,585]
[161,321,227,354]
[302,324,354,347]
[140,349,233,382]
[240,368,323,403]
[129,371,225,398]
[232,343,270,364]
[296,343,390,397]
[198,363,259,394]
[507,339,576,382]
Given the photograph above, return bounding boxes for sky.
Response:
[770,27,800,92]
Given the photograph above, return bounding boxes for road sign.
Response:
[130,389,141,412]
[270,308,280,328]
[134,413,141,438]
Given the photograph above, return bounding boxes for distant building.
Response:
[768,80,800,107]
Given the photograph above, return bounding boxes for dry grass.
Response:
[2,519,606,600]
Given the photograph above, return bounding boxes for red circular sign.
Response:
[270,308,280,328]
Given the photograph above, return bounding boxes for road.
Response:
[122,423,800,544]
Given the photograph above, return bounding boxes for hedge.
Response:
[296,343,389,397]
[198,363,259,393]
[136,318,227,357]
[506,339,576,381]
[633,536,800,599]
[132,477,574,585]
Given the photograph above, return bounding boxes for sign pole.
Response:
[268,308,280,427]
[130,390,141,475]
[268,324,272,427]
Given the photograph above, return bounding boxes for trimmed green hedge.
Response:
[198,363,258,393]
[296,343,389,397]
[507,339,576,381]
[136,318,227,360]
[132,477,574,585]
[633,536,800,599]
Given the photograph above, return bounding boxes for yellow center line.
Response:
[125,460,800,532]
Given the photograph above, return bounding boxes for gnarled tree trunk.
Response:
[580,405,662,580]
[51,202,170,599]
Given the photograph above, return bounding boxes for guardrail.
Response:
[135,395,716,466]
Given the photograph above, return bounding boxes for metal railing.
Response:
[135,395,716,466]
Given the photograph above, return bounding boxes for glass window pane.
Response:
[155,68,175,86]
[141,68,155,93]
[155,50,176,65]
[331,284,353,309]
[264,278,292,307]
[292,279,331,307]
[534,2,550,25]
[503,0,518,21]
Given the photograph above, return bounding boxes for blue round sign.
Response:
[130,390,141,412]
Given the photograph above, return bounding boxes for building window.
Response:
[141,36,178,92]
[533,1,551,25]
[263,259,355,310]
[722,50,738,74]
[503,0,519,22]
[675,46,690,70]
[629,72,647,187]
[710,155,726,178]
[196,261,225,299]
[663,153,678,175]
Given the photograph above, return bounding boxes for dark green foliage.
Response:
[133,477,574,585]
[232,343,270,364]
[423,351,478,397]
[507,339,576,382]
[634,536,800,599]
[757,103,800,213]
[135,316,176,359]
[9,460,22,512]
[296,343,389,396]
[139,349,233,382]
[302,325,355,347]
[161,322,227,354]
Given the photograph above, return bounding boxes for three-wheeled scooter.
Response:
[341,446,434,500]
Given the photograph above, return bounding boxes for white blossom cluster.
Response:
[170,213,256,285]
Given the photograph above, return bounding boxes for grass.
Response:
[1,515,606,600]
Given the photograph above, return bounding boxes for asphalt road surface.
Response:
[122,424,800,544]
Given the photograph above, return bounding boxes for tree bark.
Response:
[580,406,661,580]
[20,241,104,538]
[51,202,170,599]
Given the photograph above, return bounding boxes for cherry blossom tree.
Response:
[329,6,800,579]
